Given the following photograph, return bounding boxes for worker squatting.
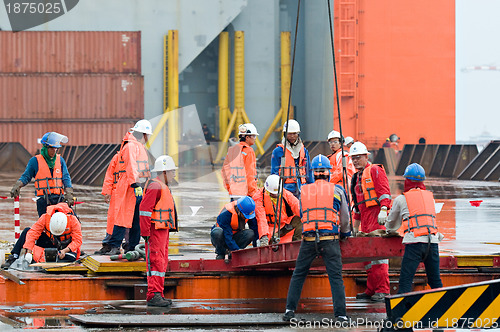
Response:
[3,119,444,321]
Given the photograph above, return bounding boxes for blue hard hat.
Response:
[40,132,68,148]
[311,154,332,170]
[403,163,426,181]
[236,196,256,219]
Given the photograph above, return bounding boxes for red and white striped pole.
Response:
[14,196,20,239]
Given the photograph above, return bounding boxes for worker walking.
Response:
[350,142,392,302]
[2,202,81,268]
[95,120,152,255]
[221,123,259,201]
[139,155,178,307]
[271,119,314,197]
[283,154,351,323]
[385,163,443,294]
[326,130,356,188]
[253,174,302,245]
[211,196,259,260]
[10,132,74,217]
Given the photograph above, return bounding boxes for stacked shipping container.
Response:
[0,31,143,154]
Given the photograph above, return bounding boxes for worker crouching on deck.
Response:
[283,154,351,323]
[253,174,302,245]
[139,155,178,307]
[385,163,443,294]
[10,132,74,217]
[2,202,81,268]
[211,196,259,260]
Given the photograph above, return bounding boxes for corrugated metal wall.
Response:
[0,31,141,73]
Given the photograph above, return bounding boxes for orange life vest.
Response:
[300,181,340,232]
[277,143,307,184]
[217,201,247,234]
[358,164,384,208]
[117,139,151,181]
[34,154,64,196]
[262,189,293,229]
[150,179,178,231]
[403,188,437,237]
[222,143,248,196]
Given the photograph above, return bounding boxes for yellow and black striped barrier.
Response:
[385,279,500,329]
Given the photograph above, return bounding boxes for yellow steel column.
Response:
[280,31,292,126]
[163,34,168,154]
[234,31,245,128]
[167,30,179,165]
[218,32,230,141]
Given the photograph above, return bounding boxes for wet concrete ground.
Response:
[1,168,500,330]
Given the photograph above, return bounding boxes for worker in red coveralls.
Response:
[139,155,178,307]
[350,142,392,302]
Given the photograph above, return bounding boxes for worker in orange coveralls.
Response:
[253,174,302,245]
[326,130,356,189]
[95,119,152,255]
[98,152,120,251]
[350,142,392,302]
[139,155,178,307]
[222,123,259,201]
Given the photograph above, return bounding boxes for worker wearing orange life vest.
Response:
[139,155,178,307]
[97,120,152,256]
[271,119,314,197]
[350,142,391,302]
[385,163,443,294]
[253,174,302,245]
[10,132,74,217]
[283,154,351,323]
[326,130,356,189]
[222,123,259,201]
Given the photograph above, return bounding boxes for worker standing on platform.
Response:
[283,154,351,323]
[271,119,314,198]
[350,142,391,302]
[326,130,356,188]
[253,174,302,245]
[95,120,152,255]
[2,202,81,268]
[139,155,178,307]
[221,123,259,201]
[10,132,74,217]
[385,163,443,294]
[211,196,259,260]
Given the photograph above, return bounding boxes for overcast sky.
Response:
[456,0,500,142]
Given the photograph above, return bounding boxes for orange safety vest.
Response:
[403,188,437,237]
[357,164,385,208]
[277,143,307,184]
[327,149,356,186]
[34,154,64,196]
[217,201,248,234]
[300,181,340,232]
[262,189,294,229]
[150,179,178,231]
[222,143,248,196]
[118,140,150,181]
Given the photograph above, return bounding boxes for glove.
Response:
[24,252,33,264]
[142,236,149,242]
[134,186,143,198]
[378,208,388,225]
[10,180,24,198]
[65,187,75,206]
[104,194,111,204]
[259,235,269,247]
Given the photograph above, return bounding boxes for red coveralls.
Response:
[139,178,177,301]
[352,163,391,296]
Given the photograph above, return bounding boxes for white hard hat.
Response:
[344,136,354,145]
[327,130,341,141]
[349,141,370,156]
[264,174,280,195]
[50,212,68,236]
[283,119,300,133]
[238,123,259,136]
[131,119,153,135]
[151,155,177,172]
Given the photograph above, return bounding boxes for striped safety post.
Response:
[14,196,20,239]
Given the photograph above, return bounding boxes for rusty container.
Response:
[0,31,141,73]
[0,74,144,120]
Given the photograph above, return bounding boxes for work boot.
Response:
[147,292,172,307]
[282,310,295,322]
[94,244,111,255]
[356,292,371,300]
[1,254,18,269]
[215,254,225,260]
[371,293,389,302]
[334,316,350,324]
[105,247,121,256]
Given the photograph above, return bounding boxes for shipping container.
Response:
[0,121,137,155]
[0,31,141,73]
[0,74,144,120]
